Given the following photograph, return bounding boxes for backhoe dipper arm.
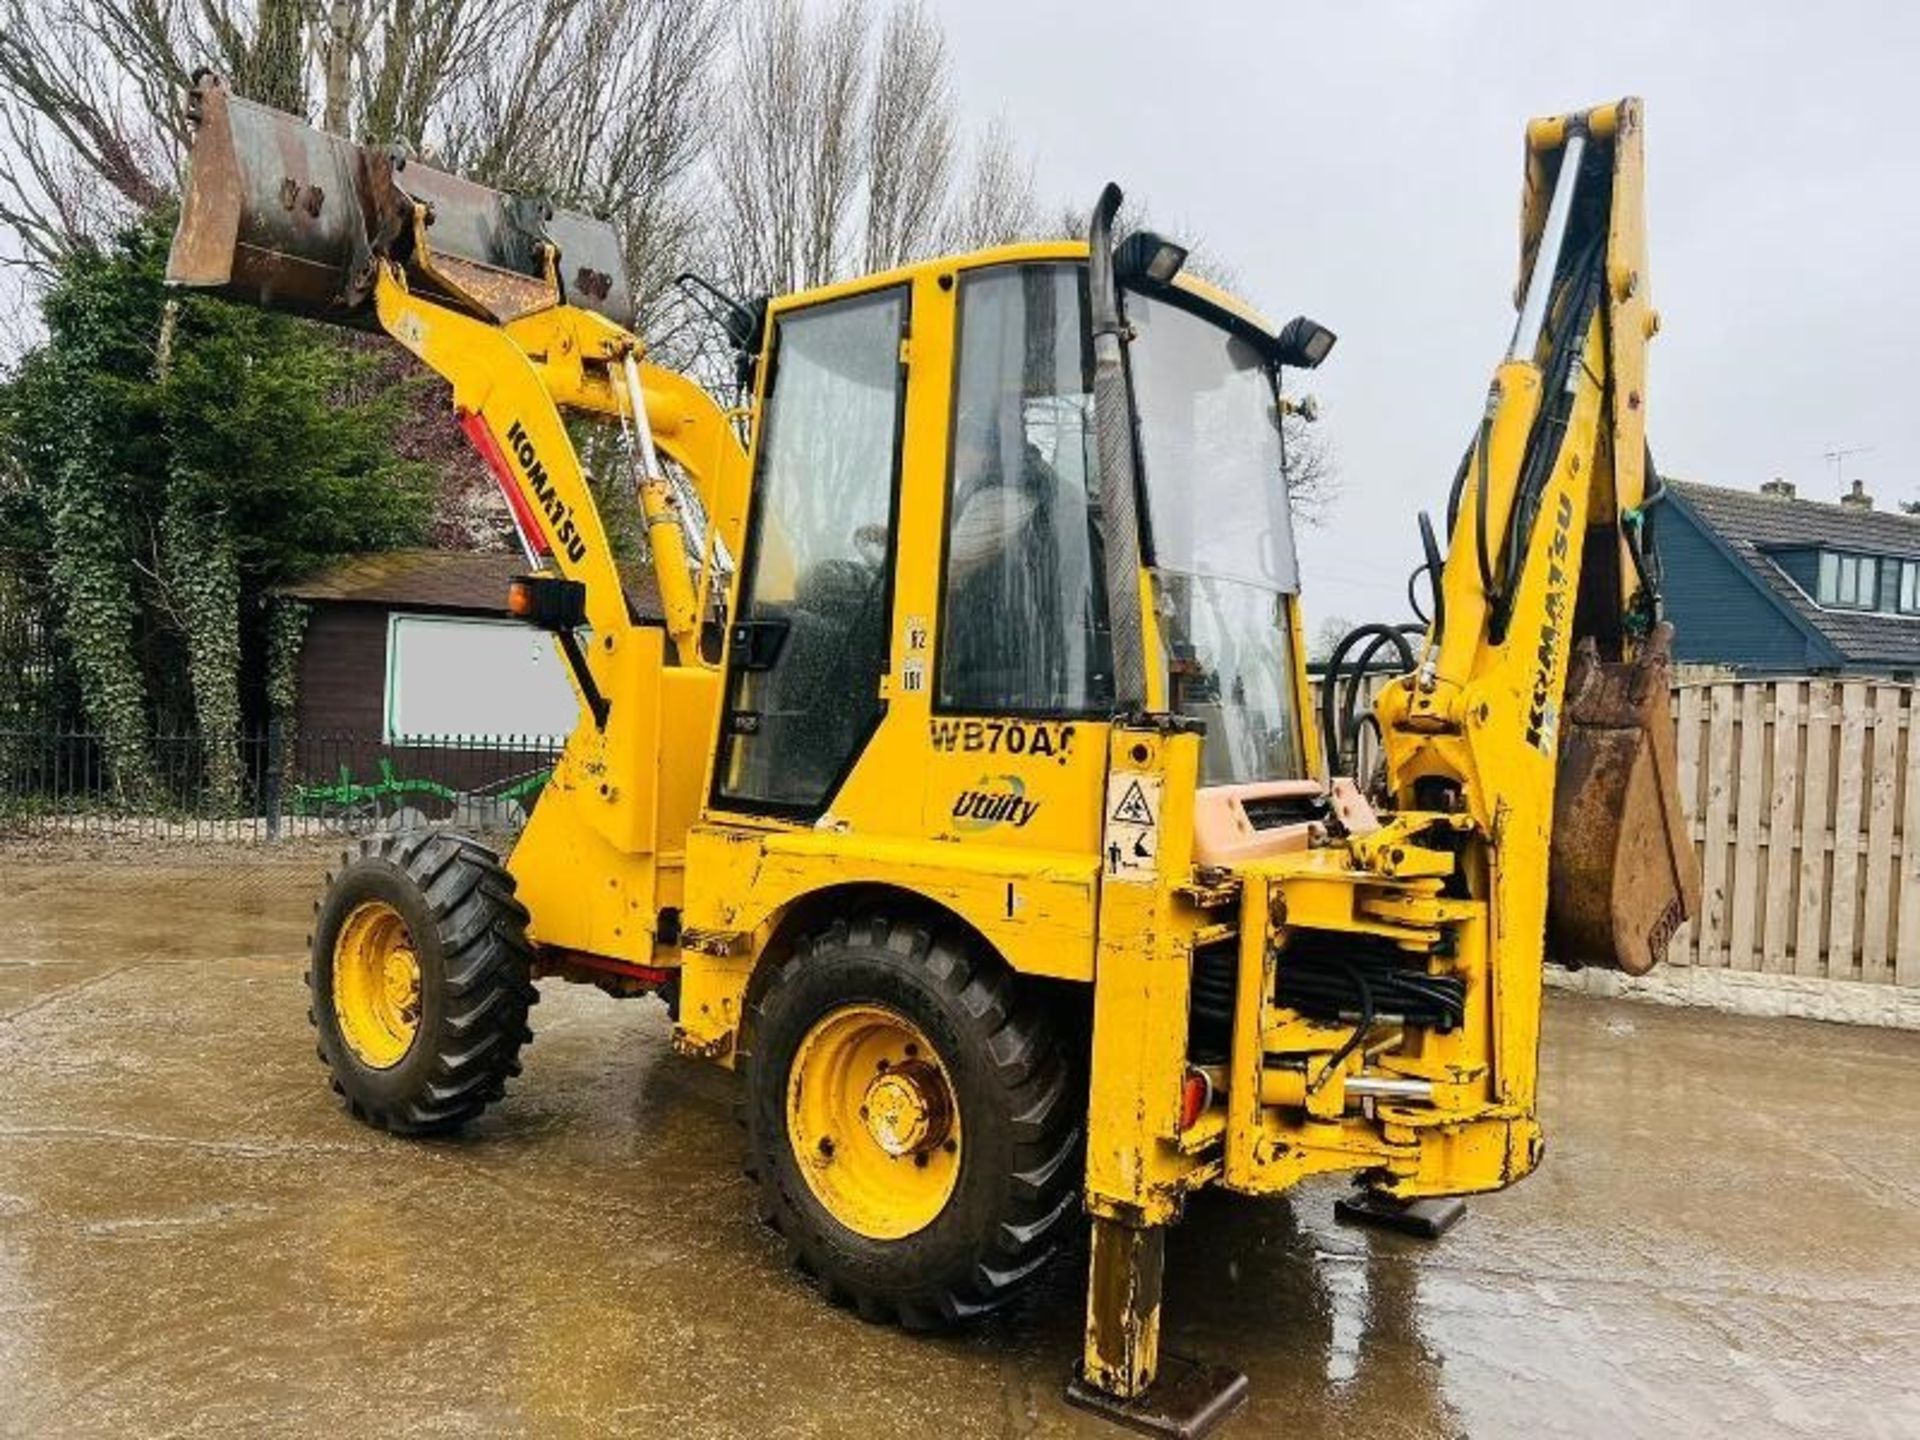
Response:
[1376,96,1695,1007]
[1394,102,1635,741]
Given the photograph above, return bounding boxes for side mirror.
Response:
[1274,315,1337,369]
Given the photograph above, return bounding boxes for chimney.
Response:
[1759,476,1796,500]
[1840,478,1874,512]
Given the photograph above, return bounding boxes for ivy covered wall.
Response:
[0,216,434,798]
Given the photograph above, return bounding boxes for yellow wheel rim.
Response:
[331,900,423,1070]
[786,1004,963,1241]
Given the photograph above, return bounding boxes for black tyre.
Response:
[307,829,536,1135]
[742,912,1081,1329]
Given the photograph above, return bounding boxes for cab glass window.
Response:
[1127,289,1305,783]
[937,265,1112,714]
[717,288,907,812]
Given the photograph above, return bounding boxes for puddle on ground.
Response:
[2,857,1916,1436]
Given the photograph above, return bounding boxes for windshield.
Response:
[1126,288,1306,784]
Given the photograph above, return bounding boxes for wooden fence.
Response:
[1313,673,1920,989]
[1668,678,1919,988]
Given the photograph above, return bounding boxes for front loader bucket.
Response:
[1547,623,1699,974]
[167,72,631,330]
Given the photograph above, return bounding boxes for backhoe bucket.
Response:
[1547,623,1699,974]
[166,72,631,330]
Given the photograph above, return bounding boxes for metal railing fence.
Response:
[0,726,559,842]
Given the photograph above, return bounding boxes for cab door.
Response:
[711,286,910,818]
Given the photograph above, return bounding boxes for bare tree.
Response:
[1281,412,1336,526]
[355,0,509,148]
[801,0,866,286]
[942,116,1039,252]
[435,0,724,314]
[1311,613,1356,663]
[716,0,868,298]
[0,2,436,255]
[715,0,1044,301]
[317,0,358,132]
[0,4,175,267]
[860,0,952,273]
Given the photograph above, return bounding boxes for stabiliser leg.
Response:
[1333,1187,1468,1240]
[1065,1216,1249,1438]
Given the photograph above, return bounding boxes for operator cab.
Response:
[712,241,1333,863]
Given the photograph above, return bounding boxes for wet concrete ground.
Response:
[2,854,1917,1438]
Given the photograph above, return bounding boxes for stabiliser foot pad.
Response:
[1334,1190,1467,1239]
[1064,1354,1250,1438]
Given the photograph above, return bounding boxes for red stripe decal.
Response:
[459,409,549,559]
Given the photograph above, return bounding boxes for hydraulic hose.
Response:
[1339,630,1409,760]
[1623,442,1671,625]
[1415,510,1446,642]
[1444,437,1472,539]
[1318,622,1419,778]
[1406,564,1432,627]
[1490,231,1606,642]
[1472,409,1498,609]
[1308,959,1373,1096]
[1280,953,1465,1036]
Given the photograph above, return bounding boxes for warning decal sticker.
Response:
[1110,779,1155,827]
[1103,772,1162,884]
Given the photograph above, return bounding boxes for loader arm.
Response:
[369,268,750,662]
[166,72,750,673]
[165,71,754,966]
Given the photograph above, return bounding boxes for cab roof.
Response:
[773,239,1279,346]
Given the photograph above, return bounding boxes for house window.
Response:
[1901,560,1920,615]
[1817,551,1879,609]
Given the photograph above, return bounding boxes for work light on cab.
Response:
[1113,229,1190,286]
[1275,314,1338,368]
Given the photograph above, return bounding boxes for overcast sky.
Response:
[939,0,1919,625]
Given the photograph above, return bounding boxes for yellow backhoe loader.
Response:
[169,74,1696,1435]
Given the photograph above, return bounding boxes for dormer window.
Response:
[1817,551,1876,608]
[1815,551,1920,614]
